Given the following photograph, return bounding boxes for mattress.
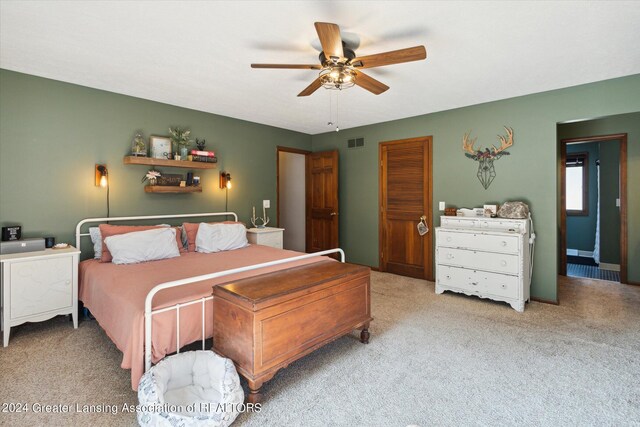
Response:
[79,244,327,390]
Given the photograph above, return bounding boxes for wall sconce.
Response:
[219,172,232,189]
[95,164,108,187]
[95,164,110,217]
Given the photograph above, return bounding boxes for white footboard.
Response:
[144,248,346,372]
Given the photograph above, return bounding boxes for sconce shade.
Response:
[95,164,108,187]
[220,172,231,189]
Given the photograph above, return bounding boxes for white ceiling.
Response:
[1,1,639,135]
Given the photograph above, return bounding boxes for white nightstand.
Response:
[1,246,80,347]
[246,227,285,249]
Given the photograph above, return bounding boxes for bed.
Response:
[76,212,343,390]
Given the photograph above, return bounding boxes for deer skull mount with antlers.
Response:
[462,126,514,189]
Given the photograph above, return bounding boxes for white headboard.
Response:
[75,212,238,254]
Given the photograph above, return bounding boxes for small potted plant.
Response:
[142,169,161,186]
[131,131,147,157]
[169,127,192,159]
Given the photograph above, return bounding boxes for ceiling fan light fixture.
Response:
[319,65,356,90]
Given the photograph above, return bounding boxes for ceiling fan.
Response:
[251,22,427,97]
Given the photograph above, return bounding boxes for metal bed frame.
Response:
[75,212,345,373]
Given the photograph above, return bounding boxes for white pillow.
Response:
[195,223,248,253]
[104,227,181,265]
[89,227,102,259]
[90,224,175,259]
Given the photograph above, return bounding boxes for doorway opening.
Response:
[559,133,627,284]
[277,147,310,252]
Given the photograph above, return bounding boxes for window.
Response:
[566,152,589,215]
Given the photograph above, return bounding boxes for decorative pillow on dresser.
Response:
[104,228,181,265]
[195,223,248,253]
[98,224,185,262]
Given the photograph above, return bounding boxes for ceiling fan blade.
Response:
[298,77,322,97]
[251,63,322,70]
[351,45,426,69]
[314,22,344,60]
[354,70,389,95]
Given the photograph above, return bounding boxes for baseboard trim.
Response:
[531,296,559,305]
[627,280,640,286]
[599,262,620,272]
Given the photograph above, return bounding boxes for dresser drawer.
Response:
[438,265,519,299]
[438,230,519,254]
[437,247,518,275]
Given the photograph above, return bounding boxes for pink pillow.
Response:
[99,224,185,262]
[182,221,245,252]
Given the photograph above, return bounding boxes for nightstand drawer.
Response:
[10,257,73,318]
[247,228,284,249]
[256,232,282,249]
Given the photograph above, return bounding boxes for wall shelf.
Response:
[123,156,216,169]
[144,186,202,193]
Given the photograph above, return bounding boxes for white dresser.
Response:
[246,227,284,249]
[435,216,531,312]
[1,247,80,346]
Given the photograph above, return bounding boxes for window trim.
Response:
[566,151,589,216]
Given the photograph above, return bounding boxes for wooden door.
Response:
[379,137,433,280]
[306,150,339,254]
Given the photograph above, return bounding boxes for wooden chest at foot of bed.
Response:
[212,260,372,403]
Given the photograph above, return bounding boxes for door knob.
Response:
[330,212,338,216]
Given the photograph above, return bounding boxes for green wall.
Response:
[311,75,640,301]
[566,142,599,253]
[599,141,621,265]
[0,70,312,256]
[2,69,639,300]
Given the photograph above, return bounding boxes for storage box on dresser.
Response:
[435,216,531,312]
[212,260,371,403]
[1,246,80,346]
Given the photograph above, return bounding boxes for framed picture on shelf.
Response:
[150,136,172,159]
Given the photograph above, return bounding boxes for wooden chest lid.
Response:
[213,261,369,309]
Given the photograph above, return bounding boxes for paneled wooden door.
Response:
[306,150,339,255]
[379,137,433,280]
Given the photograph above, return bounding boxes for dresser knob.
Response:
[446,275,451,280]
[447,254,454,259]
[66,280,71,284]
[446,237,452,242]
[501,284,506,289]
[501,260,507,266]
[471,282,478,286]
[501,241,507,246]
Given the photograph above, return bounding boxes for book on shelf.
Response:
[190,150,215,157]
[191,155,218,163]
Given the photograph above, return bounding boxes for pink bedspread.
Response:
[79,245,327,390]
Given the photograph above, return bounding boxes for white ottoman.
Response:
[138,350,244,427]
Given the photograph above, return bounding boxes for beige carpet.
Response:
[1,273,639,426]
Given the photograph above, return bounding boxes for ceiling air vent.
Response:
[347,137,365,149]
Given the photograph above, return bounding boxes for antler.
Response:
[491,126,513,155]
[462,131,478,155]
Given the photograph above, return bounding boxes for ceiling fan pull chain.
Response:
[335,92,340,132]
[327,91,333,127]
